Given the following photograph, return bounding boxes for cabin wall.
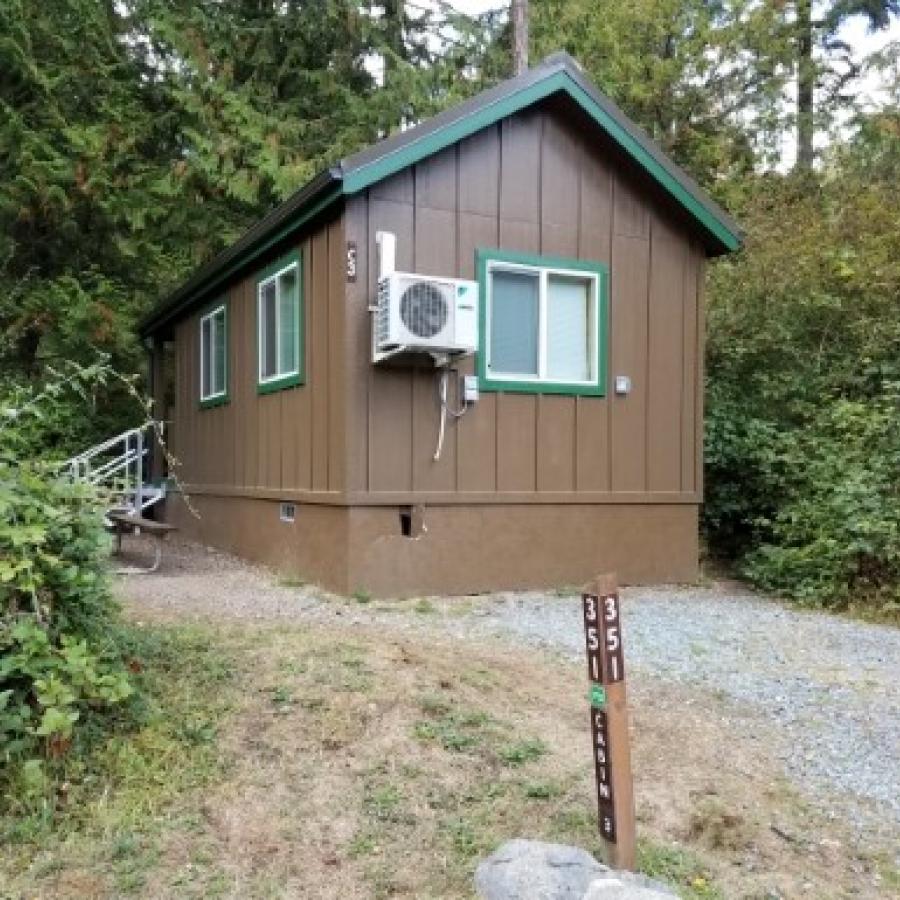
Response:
[344,99,706,504]
[168,212,347,499]
[161,96,709,595]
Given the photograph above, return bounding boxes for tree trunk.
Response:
[383,0,404,127]
[512,0,529,75]
[796,0,815,170]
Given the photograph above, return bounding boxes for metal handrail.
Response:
[68,425,146,465]
[64,424,162,515]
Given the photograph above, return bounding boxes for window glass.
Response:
[213,310,226,394]
[278,267,298,375]
[258,261,299,384]
[260,280,278,379]
[200,305,226,401]
[201,315,213,398]
[489,269,539,376]
[547,274,591,382]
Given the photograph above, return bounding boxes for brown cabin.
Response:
[140,53,741,597]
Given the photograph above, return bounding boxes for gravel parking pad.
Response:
[454,586,900,855]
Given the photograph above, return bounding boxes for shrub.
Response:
[705,158,900,613]
[742,394,900,609]
[0,365,135,797]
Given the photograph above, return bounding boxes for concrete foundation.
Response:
[166,493,698,597]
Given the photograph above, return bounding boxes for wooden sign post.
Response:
[582,573,636,870]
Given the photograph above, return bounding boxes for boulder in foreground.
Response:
[474,839,676,900]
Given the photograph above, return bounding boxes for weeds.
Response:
[0,625,239,887]
[499,738,547,767]
[638,840,723,900]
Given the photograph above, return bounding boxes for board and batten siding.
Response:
[344,99,705,502]
[169,213,347,498]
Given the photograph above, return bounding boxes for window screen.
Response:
[200,305,226,401]
[547,274,591,382]
[259,280,278,380]
[489,269,539,376]
[258,260,300,384]
[277,267,298,375]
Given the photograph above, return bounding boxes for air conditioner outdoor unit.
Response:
[374,272,478,362]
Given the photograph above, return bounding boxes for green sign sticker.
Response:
[589,684,607,708]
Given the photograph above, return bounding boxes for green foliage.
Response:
[0,370,134,802]
[705,128,900,612]
[531,0,786,181]
[742,394,900,609]
[498,738,547,767]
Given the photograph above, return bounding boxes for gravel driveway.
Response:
[452,586,900,856]
[119,538,900,860]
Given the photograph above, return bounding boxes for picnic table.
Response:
[108,511,176,574]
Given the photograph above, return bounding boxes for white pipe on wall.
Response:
[376,231,396,279]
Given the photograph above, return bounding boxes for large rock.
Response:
[582,875,677,899]
[474,840,676,900]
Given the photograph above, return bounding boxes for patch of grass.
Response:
[873,854,900,892]
[414,598,436,614]
[549,807,596,840]
[278,658,308,676]
[637,839,724,900]
[523,780,562,800]
[440,816,484,860]
[348,831,378,858]
[687,798,753,851]
[352,588,372,604]
[499,738,548,767]
[413,706,494,753]
[417,693,452,715]
[112,837,161,894]
[277,574,307,589]
[268,685,295,712]
[458,665,500,689]
[363,784,405,823]
[0,624,240,894]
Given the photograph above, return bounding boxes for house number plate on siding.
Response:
[346,241,358,282]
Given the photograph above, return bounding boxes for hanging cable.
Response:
[433,365,469,461]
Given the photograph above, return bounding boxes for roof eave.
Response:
[139,167,344,337]
[337,55,741,255]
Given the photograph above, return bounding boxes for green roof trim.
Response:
[141,53,740,337]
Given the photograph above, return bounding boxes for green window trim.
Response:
[255,249,304,395]
[476,248,608,397]
[199,298,229,409]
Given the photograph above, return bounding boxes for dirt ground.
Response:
[7,537,894,900]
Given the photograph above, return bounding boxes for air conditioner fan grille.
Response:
[400,281,448,339]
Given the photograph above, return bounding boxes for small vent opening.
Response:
[280,502,296,523]
[399,506,412,537]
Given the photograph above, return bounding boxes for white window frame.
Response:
[199,303,227,402]
[484,260,600,388]
[257,260,301,385]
